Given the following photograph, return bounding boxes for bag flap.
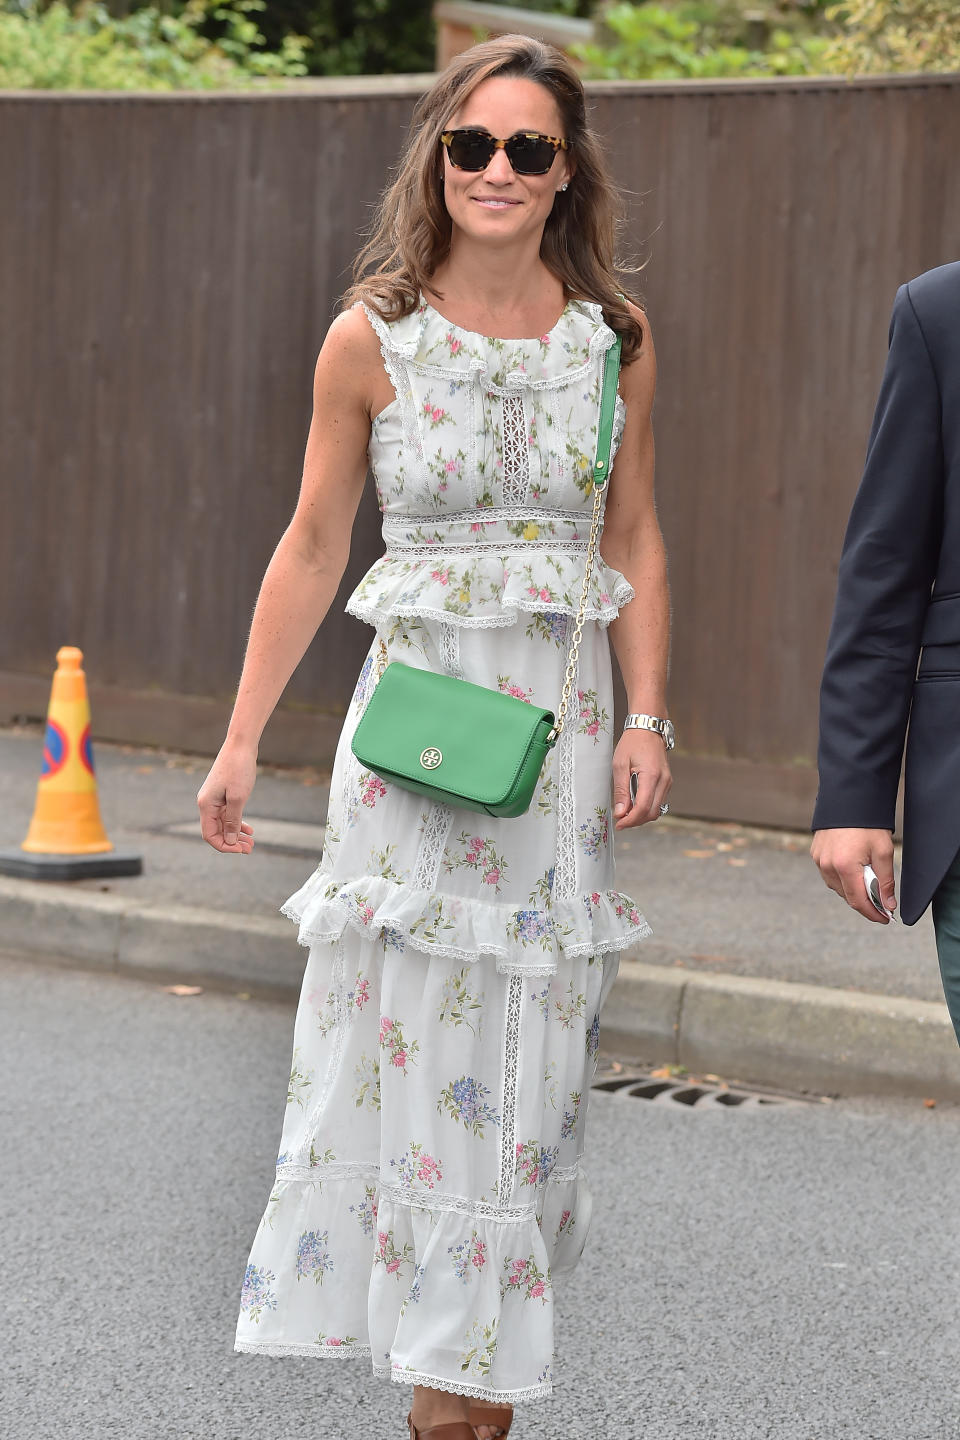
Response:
[352,663,554,806]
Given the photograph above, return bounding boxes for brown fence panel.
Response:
[0,85,426,744]
[587,75,960,825]
[2,76,959,824]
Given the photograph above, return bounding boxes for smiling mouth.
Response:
[472,197,521,208]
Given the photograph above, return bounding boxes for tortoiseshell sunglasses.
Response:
[440,129,569,176]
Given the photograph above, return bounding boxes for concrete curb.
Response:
[3,876,960,1100]
[0,875,304,995]
[605,957,960,1101]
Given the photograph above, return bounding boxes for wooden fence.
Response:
[2,74,959,827]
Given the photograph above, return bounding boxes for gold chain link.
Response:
[549,476,606,742]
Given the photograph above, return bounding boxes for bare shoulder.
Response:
[619,299,656,409]
[313,304,385,420]
[322,303,382,361]
[624,298,654,355]
[625,297,649,327]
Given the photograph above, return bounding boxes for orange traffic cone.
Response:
[0,647,142,880]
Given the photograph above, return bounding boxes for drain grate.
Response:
[591,1064,821,1109]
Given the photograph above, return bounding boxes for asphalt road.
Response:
[3,953,960,1440]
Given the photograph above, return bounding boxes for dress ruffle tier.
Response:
[347,498,635,631]
[236,1160,592,1399]
[346,546,633,630]
[235,918,618,1397]
[282,865,652,979]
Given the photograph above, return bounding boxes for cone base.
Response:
[21,837,114,856]
[0,848,143,881]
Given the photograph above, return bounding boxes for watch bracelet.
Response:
[622,713,674,747]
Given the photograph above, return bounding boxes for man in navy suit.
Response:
[812,261,960,1045]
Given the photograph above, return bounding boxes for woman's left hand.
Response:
[612,730,672,830]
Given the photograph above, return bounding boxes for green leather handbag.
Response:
[350,333,622,818]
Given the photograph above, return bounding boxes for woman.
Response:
[197,34,671,1440]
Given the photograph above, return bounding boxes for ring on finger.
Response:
[659,803,669,816]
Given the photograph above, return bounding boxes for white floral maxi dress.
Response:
[234,298,652,1402]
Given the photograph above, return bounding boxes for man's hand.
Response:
[810,827,896,923]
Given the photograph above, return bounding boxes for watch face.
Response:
[663,720,676,750]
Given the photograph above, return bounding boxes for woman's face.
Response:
[440,76,572,249]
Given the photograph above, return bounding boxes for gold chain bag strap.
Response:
[351,333,623,817]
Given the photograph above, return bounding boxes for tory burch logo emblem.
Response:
[419,747,442,770]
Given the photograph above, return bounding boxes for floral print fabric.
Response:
[234,298,651,1402]
[236,932,620,1400]
[347,297,631,631]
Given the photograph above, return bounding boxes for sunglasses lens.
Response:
[447,132,495,171]
[505,135,557,174]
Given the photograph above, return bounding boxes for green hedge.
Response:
[575,1,829,79]
[576,0,960,80]
[0,0,310,89]
[3,0,957,89]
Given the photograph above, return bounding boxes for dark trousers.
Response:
[931,849,960,1048]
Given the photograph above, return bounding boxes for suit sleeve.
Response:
[812,283,944,831]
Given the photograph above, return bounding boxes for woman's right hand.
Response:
[197,741,257,854]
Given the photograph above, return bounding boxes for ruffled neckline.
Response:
[361,294,615,388]
[420,295,574,344]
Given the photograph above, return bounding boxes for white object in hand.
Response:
[863,863,899,923]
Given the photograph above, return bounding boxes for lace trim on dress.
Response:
[375,1363,552,1403]
[496,961,559,979]
[387,504,600,528]
[280,869,652,977]
[234,1346,553,1398]
[235,1338,373,1360]
[360,302,423,465]
[348,605,508,631]
[385,538,588,556]
[413,804,455,892]
[275,1160,380,1184]
[265,1168,583,1217]
[359,607,520,630]
[552,652,579,903]
[266,1165,585,1216]
[467,376,481,512]
[498,974,524,1210]
[500,392,529,506]
[438,621,463,680]
[548,1161,580,1185]
[377,1181,553,1224]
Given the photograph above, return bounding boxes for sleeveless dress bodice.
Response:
[346,296,632,631]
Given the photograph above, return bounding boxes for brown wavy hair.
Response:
[343,34,645,361]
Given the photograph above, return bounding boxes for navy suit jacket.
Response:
[814,261,960,925]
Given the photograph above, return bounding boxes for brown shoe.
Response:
[406,1412,478,1440]
[468,1401,513,1437]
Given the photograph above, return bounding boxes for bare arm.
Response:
[197,307,382,852]
[599,307,672,829]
